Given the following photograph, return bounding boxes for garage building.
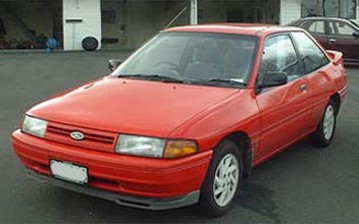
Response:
[0,0,357,51]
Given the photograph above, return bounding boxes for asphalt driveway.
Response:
[0,51,358,223]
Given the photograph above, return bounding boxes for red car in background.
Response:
[289,17,359,64]
[12,24,347,216]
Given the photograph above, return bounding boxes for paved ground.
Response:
[0,52,358,223]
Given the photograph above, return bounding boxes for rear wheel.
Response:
[198,140,243,217]
[311,99,337,147]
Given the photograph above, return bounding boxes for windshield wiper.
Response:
[200,78,247,87]
[118,74,184,83]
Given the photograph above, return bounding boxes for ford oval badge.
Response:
[70,131,85,141]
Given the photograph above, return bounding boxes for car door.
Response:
[304,20,330,50]
[327,20,359,61]
[255,34,313,160]
[291,32,333,126]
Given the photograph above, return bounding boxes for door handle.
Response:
[299,84,307,91]
[329,38,336,44]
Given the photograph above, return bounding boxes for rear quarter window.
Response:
[308,21,326,34]
[291,32,330,74]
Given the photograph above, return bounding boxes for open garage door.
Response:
[200,0,280,24]
[101,0,189,50]
[0,0,63,50]
[100,0,279,50]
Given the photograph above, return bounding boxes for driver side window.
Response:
[260,34,302,82]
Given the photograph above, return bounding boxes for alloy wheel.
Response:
[213,154,239,207]
[323,105,335,140]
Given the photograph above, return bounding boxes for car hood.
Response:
[28,77,240,137]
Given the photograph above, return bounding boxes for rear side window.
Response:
[308,21,326,34]
[291,32,330,74]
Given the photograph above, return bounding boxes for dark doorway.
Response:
[227,10,244,22]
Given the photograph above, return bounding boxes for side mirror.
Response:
[262,71,288,88]
[352,31,359,38]
[108,59,122,72]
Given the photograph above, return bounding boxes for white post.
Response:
[190,0,198,25]
[63,0,102,51]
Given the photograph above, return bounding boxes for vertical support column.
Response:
[63,0,101,51]
[190,0,198,25]
[279,0,301,25]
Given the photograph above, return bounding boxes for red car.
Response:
[12,24,347,216]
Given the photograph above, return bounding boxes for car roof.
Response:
[162,23,304,37]
[298,16,352,22]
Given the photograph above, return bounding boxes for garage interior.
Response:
[0,0,63,50]
[100,0,280,50]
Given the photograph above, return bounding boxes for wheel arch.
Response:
[330,93,341,115]
[216,131,253,178]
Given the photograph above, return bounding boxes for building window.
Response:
[301,0,356,19]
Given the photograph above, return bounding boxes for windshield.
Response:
[349,20,359,29]
[112,32,258,88]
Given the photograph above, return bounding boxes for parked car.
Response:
[288,17,359,64]
[12,24,347,217]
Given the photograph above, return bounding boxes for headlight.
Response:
[22,115,48,138]
[115,134,165,158]
[115,134,198,158]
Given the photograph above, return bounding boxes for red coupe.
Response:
[12,24,347,216]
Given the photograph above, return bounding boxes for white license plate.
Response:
[50,160,88,184]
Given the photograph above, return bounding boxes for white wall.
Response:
[280,0,301,24]
[63,0,101,51]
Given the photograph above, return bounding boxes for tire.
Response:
[82,37,99,51]
[311,99,337,148]
[198,140,243,217]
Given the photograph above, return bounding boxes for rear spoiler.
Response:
[326,50,343,65]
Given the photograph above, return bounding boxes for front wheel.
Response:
[198,140,243,217]
[311,99,337,147]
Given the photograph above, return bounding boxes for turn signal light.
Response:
[163,140,198,158]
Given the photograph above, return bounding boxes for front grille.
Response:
[45,122,118,152]
[47,126,115,144]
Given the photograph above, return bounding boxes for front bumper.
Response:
[26,169,200,210]
[12,130,212,210]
